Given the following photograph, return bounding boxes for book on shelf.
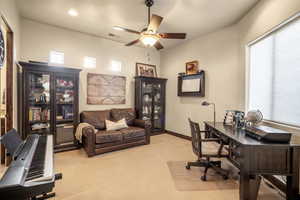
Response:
[62,105,73,120]
[29,107,50,121]
[29,107,41,121]
[31,123,49,130]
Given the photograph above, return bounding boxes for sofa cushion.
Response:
[106,119,128,131]
[120,126,146,139]
[95,130,123,144]
[111,108,136,126]
[81,110,111,130]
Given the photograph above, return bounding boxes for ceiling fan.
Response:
[113,0,187,50]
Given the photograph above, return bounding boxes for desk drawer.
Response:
[249,146,291,174]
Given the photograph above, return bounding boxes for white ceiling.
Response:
[16,0,259,49]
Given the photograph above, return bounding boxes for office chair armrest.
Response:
[201,138,220,142]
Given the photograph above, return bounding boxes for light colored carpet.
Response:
[167,161,238,191]
[0,134,284,200]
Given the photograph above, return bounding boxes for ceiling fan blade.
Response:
[125,39,140,46]
[159,33,186,39]
[154,41,164,50]
[114,26,141,35]
[147,14,163,33]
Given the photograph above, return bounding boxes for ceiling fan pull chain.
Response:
[147,52,151,64]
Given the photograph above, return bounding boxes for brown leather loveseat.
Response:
[80,108,151,157]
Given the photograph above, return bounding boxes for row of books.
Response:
[29,107,50,121]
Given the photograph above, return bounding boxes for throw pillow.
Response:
[105,118,128,131]
[111,108,136,126]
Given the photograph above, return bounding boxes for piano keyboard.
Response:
[26,135,53,183]
[26,135,47,181]
[0,134,57,199]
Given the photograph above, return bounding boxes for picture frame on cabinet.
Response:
[136,63,157,77]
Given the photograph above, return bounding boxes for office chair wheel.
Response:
[223,175,228,180]
[201,176,207,181]
[186,165,190,170]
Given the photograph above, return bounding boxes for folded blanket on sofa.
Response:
[75,123,95,143]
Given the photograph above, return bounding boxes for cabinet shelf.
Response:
[143,92,152,95]
[56,86,74,90]
[56,119,74,124]
[56,103,74,105]
[29,103,50,106]
[30,85,44,89]
[29,120,50,125]
[30,129,50,134]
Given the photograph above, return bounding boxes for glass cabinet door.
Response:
[28,72,51,135]
[135,77,166,133]
[141,81,153,121]
[55,74,75,147]
[152,83,163,130]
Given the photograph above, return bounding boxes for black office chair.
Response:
[186,118,229,181]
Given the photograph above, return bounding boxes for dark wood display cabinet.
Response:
[135,76,167,134]
[18,61,81,152]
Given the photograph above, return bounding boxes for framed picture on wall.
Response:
[136,63,157,77]
[87,73,126,105]
[186,60,199,75]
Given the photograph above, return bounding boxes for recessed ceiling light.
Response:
[68,9,78,17]
[113,26,124,31]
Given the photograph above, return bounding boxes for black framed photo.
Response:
[178,71,205,97]
[136,63,157,77]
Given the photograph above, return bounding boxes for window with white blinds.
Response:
[248,16,300,127]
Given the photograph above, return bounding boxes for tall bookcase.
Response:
[135,76,167,134]
[18,61,81,152]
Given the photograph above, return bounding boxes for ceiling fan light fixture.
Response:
[141,34,159,46]
[68,8,78,17]
[113,26,124,31]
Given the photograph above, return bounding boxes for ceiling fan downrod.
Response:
[145,0,154,24]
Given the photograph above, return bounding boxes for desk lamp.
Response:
[202,101,216,125]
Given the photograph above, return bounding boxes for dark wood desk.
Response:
[204,122,300,200]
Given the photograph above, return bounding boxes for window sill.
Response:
[262,120,300,134]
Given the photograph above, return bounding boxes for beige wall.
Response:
[20,19,160,113]
[160,25,241,135]
[238,0,300,45]
[0,0,20,129]
[160,0,300,136]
